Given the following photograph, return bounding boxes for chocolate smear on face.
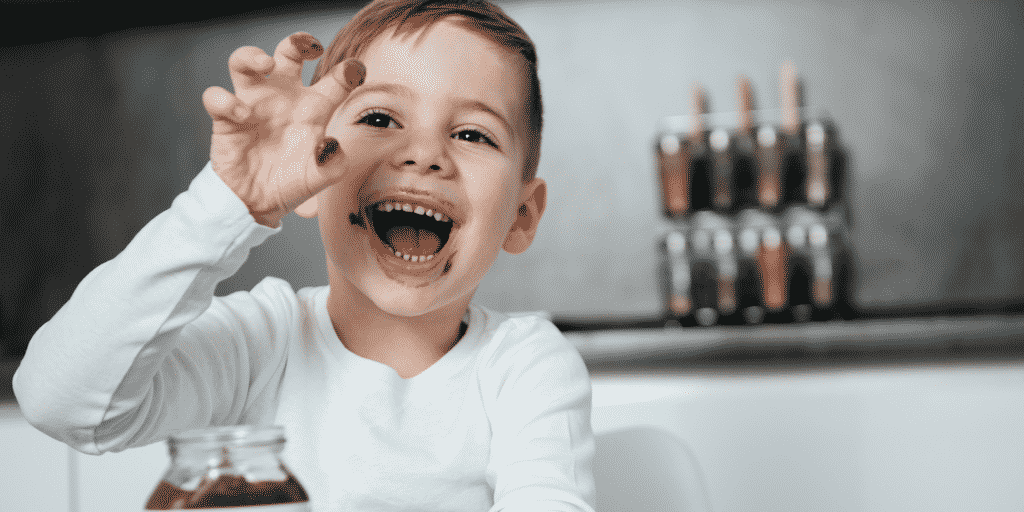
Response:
[349,212,365,228]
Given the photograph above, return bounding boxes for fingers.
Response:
[310,136,349,197]
[229,33,320,91]
[314,59,366,106]
[272,32,324,81]
[229,46,275,92]
[310,60,363,171]
[203,86,250,133]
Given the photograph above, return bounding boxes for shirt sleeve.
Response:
[12,162,290,455]
[483,318,597,512]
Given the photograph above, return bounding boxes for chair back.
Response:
[594,426,713,512]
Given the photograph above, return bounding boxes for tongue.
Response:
[386,226,440,256]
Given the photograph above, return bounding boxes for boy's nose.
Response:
[399,159,447,177]
[403,161,441,172]
[393,131,453,175]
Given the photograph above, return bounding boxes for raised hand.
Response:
[202,32,366,227]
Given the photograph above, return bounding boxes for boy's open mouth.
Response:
[365,200,455,264]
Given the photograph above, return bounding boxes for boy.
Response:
[13,1,596,511]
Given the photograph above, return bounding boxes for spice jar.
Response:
[144,425,310,510]
[659,228,692,324]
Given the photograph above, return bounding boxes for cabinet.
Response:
[0,402,70,512]
[590,362,1024,512]
[73,439,168,512]
[0,402,167,512]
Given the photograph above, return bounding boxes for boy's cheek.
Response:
[332,136,396,192]
[338,132,393,168]
[314,136,395,219]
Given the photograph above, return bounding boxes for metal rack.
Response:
[655,68,854,328]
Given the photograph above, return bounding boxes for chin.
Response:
[372,294,445,318]
[357,277,444,317]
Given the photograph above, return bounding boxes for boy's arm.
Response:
[14,32,364,455]
[12,163,285,454]
[484,322,598,512]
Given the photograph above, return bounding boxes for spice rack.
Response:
[656,63,854,327]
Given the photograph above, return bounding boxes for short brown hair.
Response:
[311,0,543,181]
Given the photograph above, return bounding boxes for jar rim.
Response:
[169,424,285,447]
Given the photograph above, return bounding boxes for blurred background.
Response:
[0,0,1019,344]
[2,0,1023,357]
[3,2,1024,511]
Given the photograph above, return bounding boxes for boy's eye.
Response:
[453,129,496,148]
[358,111,398,129]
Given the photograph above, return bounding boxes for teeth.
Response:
[392,250,436,263]
[373,201,453,223]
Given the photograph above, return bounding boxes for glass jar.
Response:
[144,425,310,510]
[659,228,692,324]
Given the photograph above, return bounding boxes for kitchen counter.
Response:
[563,313,1024,372]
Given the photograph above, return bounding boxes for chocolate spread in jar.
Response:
[145,473,308,509]
[144,425,310,511]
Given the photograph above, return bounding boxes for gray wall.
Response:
[3,0,1023,352]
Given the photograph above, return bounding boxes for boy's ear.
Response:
[503,177,546,255]
[294,195,319,218]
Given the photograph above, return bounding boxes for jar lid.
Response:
[169,424,285,449]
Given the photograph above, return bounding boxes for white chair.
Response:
[594,426,713,512]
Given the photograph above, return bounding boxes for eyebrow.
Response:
[345,82,513,142]
[346,82,414,103]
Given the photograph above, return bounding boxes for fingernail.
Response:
[317,138,339,165]
[292,33,323,55]
[343,60,366,87]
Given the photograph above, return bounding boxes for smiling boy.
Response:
[14,1,596,511]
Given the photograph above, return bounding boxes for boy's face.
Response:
[311,17,543,316]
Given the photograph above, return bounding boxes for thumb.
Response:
[306,136,347,196]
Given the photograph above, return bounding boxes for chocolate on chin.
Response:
[145,473,308,509]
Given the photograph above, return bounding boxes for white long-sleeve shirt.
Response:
[13,162,596,512]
